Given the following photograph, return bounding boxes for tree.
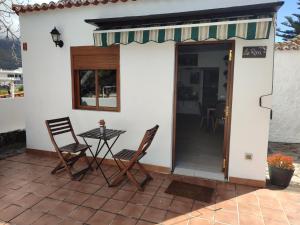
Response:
[277,0,300,40]
[0,0,26,66]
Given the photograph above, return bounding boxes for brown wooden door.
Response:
[223,47,235,178]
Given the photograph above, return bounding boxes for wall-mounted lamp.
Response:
[50,27,64,48]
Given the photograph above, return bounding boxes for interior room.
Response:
[174,43,230,180]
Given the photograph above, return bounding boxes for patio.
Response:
[0,152,299,225]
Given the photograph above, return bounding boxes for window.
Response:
[71,46,120,112]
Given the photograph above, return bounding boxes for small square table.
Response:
[78,128,126,186]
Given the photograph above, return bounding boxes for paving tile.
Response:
[17,193,42,208]
[10,209,44,225]
[163,211,190,225]
[63,191,90,205]
[149,196,172,210]
[58,218,83,225]
[156,186,174,199]
[48,201,77,218]
[119,203,146,219]
[173,196,194,204]
[121,182,139,192]
[214,199,237,212]
[0,204,25,222]
[49,189,70,201]
[136,220,156,225]
[169,200,193,214]
[148,178,164,187]
[31,213,62,225]
[112,190,135,202]
[139,185,159,196]
[216,191,236,202]
[130,193,153,206]
[161,179,172,188]
[190,207,214,220]
[238,202,261,216]
[0,199,12,211]
[239,213,264,225]
[261,207,288,223]
[215,209,238,225]
[0,190,28,204]
[33,176,69,188]
[189,217,212,225]
[1,153,300,225]
[263,217,290,225]
[68,206,95,222]
[101,199,127,214]
[237,193,259,206]
[282,201,300,215]
[63,181,100,194]
[287,216,300,225]
[141,207,167,224]
[89,176,108,186]
[32,198,61,213]
[82,195,108,210]
[95,185,119,198]
[258,196,282,210]
[87,210,116,225]
[110,215,137,225]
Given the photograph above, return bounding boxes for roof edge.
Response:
[12,0,137,15]
[276,35,300,51]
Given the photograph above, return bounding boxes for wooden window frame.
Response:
[71,46,120,112]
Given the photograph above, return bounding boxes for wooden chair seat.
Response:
[60,143,91,153]
[45,117,93,180]
[114,149,146,161]
[111,125,159,191]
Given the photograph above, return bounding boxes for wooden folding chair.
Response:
[45,117,92,180]
[111,125,159,191]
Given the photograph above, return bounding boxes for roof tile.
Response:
[12,0,137,15]
[275,35,300,51]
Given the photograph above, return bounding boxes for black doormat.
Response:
[165,180,214,203]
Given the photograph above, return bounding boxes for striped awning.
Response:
[93,18,273,47]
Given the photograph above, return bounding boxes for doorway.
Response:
[172,42,234,181]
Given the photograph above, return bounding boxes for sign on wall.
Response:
[242,46,267,58]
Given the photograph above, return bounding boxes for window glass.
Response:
[79,70,96,106]
[98,70,117,108]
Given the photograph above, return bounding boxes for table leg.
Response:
[105,135,122,169]
[82,138,112,185]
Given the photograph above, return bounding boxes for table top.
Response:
[78,128,126,140]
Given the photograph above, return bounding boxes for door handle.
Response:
[224,106,229,119]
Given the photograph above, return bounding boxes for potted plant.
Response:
[267,153,295,187]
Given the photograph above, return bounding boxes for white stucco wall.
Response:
[19,0,276,181]
[269,50,300,143]
[0,98,25,133]
[228,35,274,181]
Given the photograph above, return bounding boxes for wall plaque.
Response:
[242,46,267,58]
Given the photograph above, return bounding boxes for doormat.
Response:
[165,180,214,203]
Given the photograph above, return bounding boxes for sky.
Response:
[276,0,299,41]
[12,0,300,42]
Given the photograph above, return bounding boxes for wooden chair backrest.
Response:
[130,125,159,163]
[45,117,78,151]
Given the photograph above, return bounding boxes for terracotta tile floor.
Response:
[0,153,300,225]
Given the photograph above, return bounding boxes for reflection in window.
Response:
[98,70,117,108]
[79,70,96,106]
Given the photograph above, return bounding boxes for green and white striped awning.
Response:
[93,18,273,47]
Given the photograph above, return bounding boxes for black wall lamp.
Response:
[50,27,64,48]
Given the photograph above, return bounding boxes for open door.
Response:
[172,41,235,180]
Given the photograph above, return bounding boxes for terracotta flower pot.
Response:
[269,166,294,188]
